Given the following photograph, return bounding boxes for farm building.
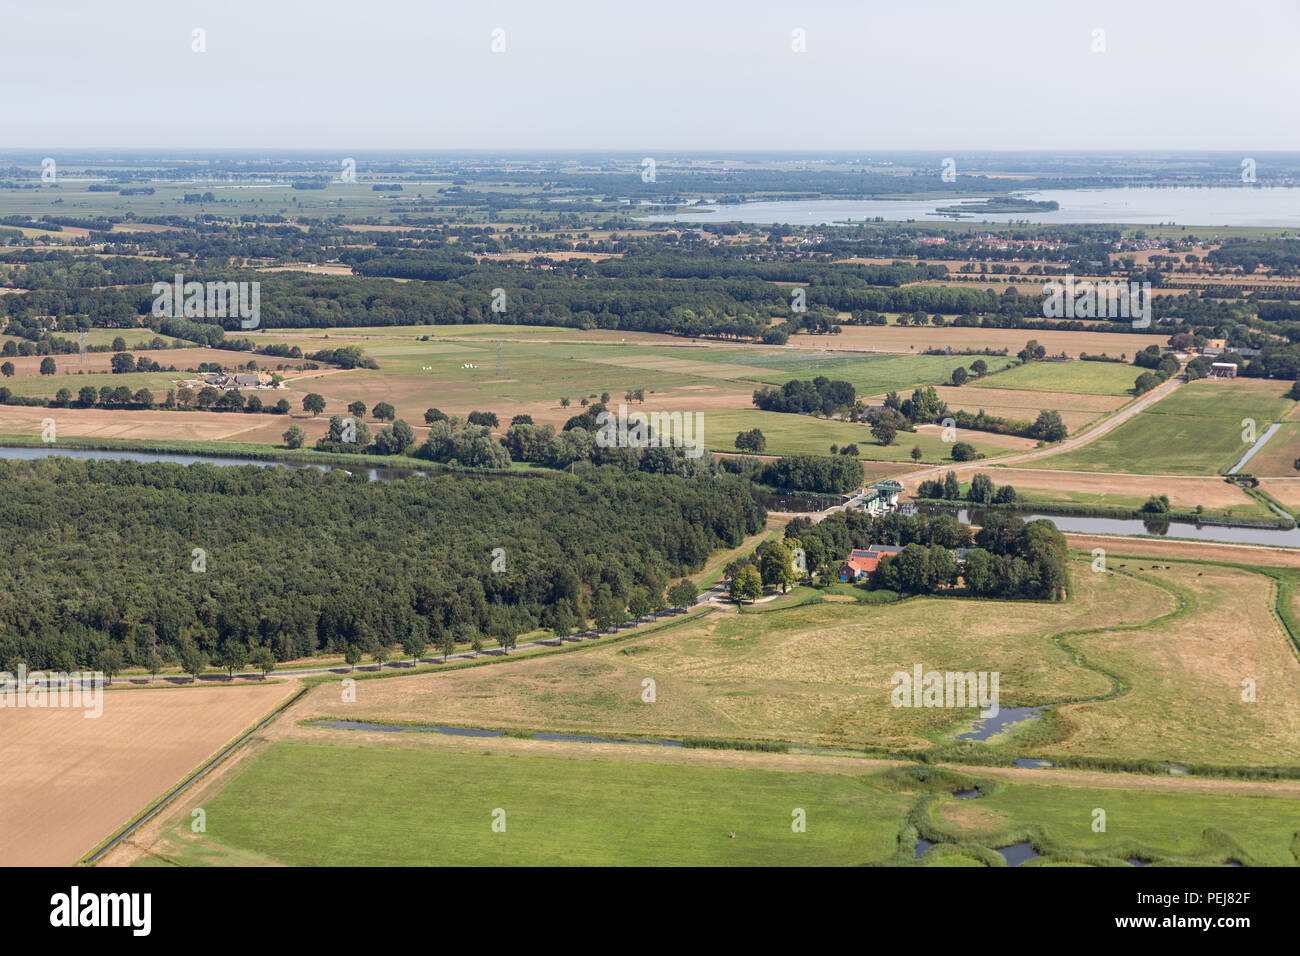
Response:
[1208,362,1237,379]
[838,545,904,581]
[203,372,274,389]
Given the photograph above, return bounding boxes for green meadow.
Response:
[737,352,1018,395]
[704,409,1010,462]
[970,360,1138,396]
[1027,380,1298,475]
[172,742,911,867]
[148,741,1300,866]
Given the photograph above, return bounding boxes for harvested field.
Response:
[912,423,1037,451]
[913,468,1263,512]
[819,325,1165,359]
[0,347,240,380]
[0,681,295,866]
[1239,422,1300,478]
[0,405,280,442]
[1260,478,1300,512]
[925,385,1125,433]
[1064,534,1300,569]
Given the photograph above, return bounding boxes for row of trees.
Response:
[915,472,1018,505]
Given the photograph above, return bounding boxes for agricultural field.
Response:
[1260,478,1300,513]
[120,705,1300,867]
[1023,379,1299,475]
[970,360,1138,397]
[932,384,1126,434]
[736,352,1018,395]
[821,325,1164,359]
[1241,422,1300,479]
[704,409,1015,462]
[128,741,913,866]
[0,681,295,866]
[932,467,1274,521]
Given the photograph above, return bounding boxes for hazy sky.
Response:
[3,0,1298,150]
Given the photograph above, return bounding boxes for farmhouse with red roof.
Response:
[838,545,904,581]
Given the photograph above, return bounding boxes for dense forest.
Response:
[0,459,765,673]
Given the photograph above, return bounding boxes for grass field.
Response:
[149,741,912,866]
[705,409,1014,462]
[277,557,1300,770]
[289,561,1161,751]
[970,360,1138,396]
[1039,562,1300,768]
[134,736,1300,866]
[1025,379,1299,475]
[738,352,1018,395]
[930,782,1300,865]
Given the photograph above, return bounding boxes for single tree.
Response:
[179,643,207,680]
[283,424,306,449]
[217,641,246,680]
[911,445,923,462]
[248,646,276,679]
[94,646,123,686]
[302,392,326,416]
[0,362,12,378]
[731,565,764,605]
[667,580,699,609]
[402,633,426,666]
[347,400,367,419]
[39,357,56,376]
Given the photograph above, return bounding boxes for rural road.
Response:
[19,590,730,692]
[898,373,1184,484]
[787,373,1187,526]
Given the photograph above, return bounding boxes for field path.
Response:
[797,375,1186,526]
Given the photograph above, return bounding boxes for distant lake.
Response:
[639,187,1300,227]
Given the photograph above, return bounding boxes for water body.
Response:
[1228,422,1282,475]
[639,187,1300,227]
[313,719,684,747]
[952,788,982,799]
[0,444,429,481]
[761,491,843,513]
[924,505,1300,549]
[314,720,503,737]
[996,842,1041,867]
[1013,758,1056,769]
[955,705,1044,741]
[914,838,934,860]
